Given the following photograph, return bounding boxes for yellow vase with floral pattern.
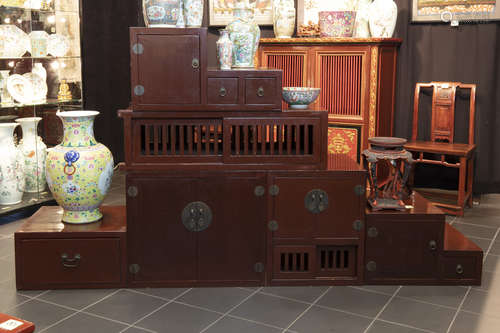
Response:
[46,111,114,224]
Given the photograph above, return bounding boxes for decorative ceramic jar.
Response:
[184,0,203,27]
[29,30,49,57]
[143,0,180,27]
[216,29,233,70]
[273,0,295,38]
[368,0,397,38]
[0,70,13,104]
[46,111,114,224]
[15,117,46,193]
[0,123,25,205]
[226,0,260,68]
[319,11,356,37]
[354,0,371,38]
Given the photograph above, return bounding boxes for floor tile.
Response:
[133,287,190,300]
[204,316,282,333]
[462,288,500,317]
[177,287,252,313]
[459,215,500,228]
[135,301,220,333]
[44,312,128,333]
[38,289,118,310]
[289,305,372,333]
[121,327,153,333]
[368,320,428,333]
[487,239,500,256]
[379,296,456,333]
[483,254,500,273]
[452,223,498,239]
[449,311,500,333]
[6,299,74,331]
[84,289,167,324]
[316,286,390,317]
[0,220,25,235]
[0,236,14,255]
[260,286,328,303]
[355,285,400,295]
[0,286,30,312]
[398,285,468,308]
[474,270,500,292]
[467,237,492,252]
[230,292,308,328]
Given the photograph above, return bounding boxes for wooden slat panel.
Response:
[179,125,184,155]
[267,54,304,109]
[145,125,150,155]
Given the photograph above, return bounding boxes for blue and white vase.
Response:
[184,0,203,27]
[143,0,180,27]
[226,0,260,68]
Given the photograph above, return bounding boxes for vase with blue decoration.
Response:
[226,0,260,68]
[46,111,114,224]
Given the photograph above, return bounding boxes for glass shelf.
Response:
[0,98,82,109]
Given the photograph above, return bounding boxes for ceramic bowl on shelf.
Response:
[318,11,356,37]
[282,87,321,109]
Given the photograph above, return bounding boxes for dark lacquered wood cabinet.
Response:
[126,172,266,287]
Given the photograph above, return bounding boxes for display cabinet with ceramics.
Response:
[0,0,83,215]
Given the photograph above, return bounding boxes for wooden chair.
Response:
[404,82,477,216]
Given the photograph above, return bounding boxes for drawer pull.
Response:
[61,253,81,268]
[257,86,264,97]
[456,264,464,275]
[219,87,227,97]
[429,240,437,251]
[192,58,200,69]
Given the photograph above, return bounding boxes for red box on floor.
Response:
[0,313,35,333]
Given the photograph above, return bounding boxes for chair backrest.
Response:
[412,82,476,144]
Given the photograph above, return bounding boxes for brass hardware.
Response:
[269,185,279,196]
[132,43,144,55]
[182,201,212,232]
[134,85,144,96]
[129,264,140,274]
[257,86,265,97]
[254,262,264,273]
[192,58,200,69]
[127,186,138,198]
[456,264,464,275]
[305,189,329,214]
[219,87,227,97]
[429,240,437,251]
[354,185,365,196]
[353,220,363,231]
[254,185,265,197]
[368,227,378,238]
[366,261,377,272]
[268,220,278,231]
[61,253,81,268]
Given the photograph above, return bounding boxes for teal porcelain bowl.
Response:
[282,87,321,109]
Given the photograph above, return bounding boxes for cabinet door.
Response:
[197,173,266,283]
[127,175,197,284]
[133,33,201,105]
[365,219,442,282]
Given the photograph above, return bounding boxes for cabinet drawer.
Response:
[245,78,279,105]
[207,78,238,104]
[18,238,122,288]
[440,255,480,281]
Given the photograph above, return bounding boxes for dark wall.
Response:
[81,0,500,193]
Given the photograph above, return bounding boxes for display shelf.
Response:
[0,98,81,109]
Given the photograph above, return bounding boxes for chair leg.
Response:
[458,156,467,217]
[467,157,474,208]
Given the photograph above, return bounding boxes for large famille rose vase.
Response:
[0,123,25,205]
[16,117,47,193]
[46,111,114,224]
[143,0,181,27]
[226,0,260,68]
[184,0,203,27]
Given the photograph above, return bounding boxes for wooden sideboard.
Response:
[257,38,402,162]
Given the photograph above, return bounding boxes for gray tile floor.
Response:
[1,172,500,332]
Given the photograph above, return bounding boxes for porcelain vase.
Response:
[273,0,295,38]
[226,0,260,68]
[368,0,397,38]
[0,123,25,205]
[0,70,13,104]
[16,117,47,193]
[216,29,233,70]
[46,111,114,224]
[184,0,203,27]
[32,63,47,82]
[143,0,181,27]
[354,0,371,38]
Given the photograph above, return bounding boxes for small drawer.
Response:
[18,238,122,288]
[207,78,238,104]
[440,255,479,280]
[245,78,278,105]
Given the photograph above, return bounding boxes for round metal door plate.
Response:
[366,261,377,272]
[268,220,278,231]
[181,201,212,232]
[304,189,329,214]
[353,220,363,231]
[254,262,264,273]
[127,186,138,198]
[254,185,265,197]
[132,43,144,55]
[269,185,279,196]
[134,85,145,96]
[354,185,366,196]
[367,227,378,238]
[129,264,140,274]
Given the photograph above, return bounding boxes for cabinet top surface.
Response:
[259,37,403,45]
[15,206,126,234]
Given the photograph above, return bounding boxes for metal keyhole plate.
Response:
[181,201,212,232]
[304,189,329,214]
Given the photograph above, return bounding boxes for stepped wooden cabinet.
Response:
[257,38,402,162]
